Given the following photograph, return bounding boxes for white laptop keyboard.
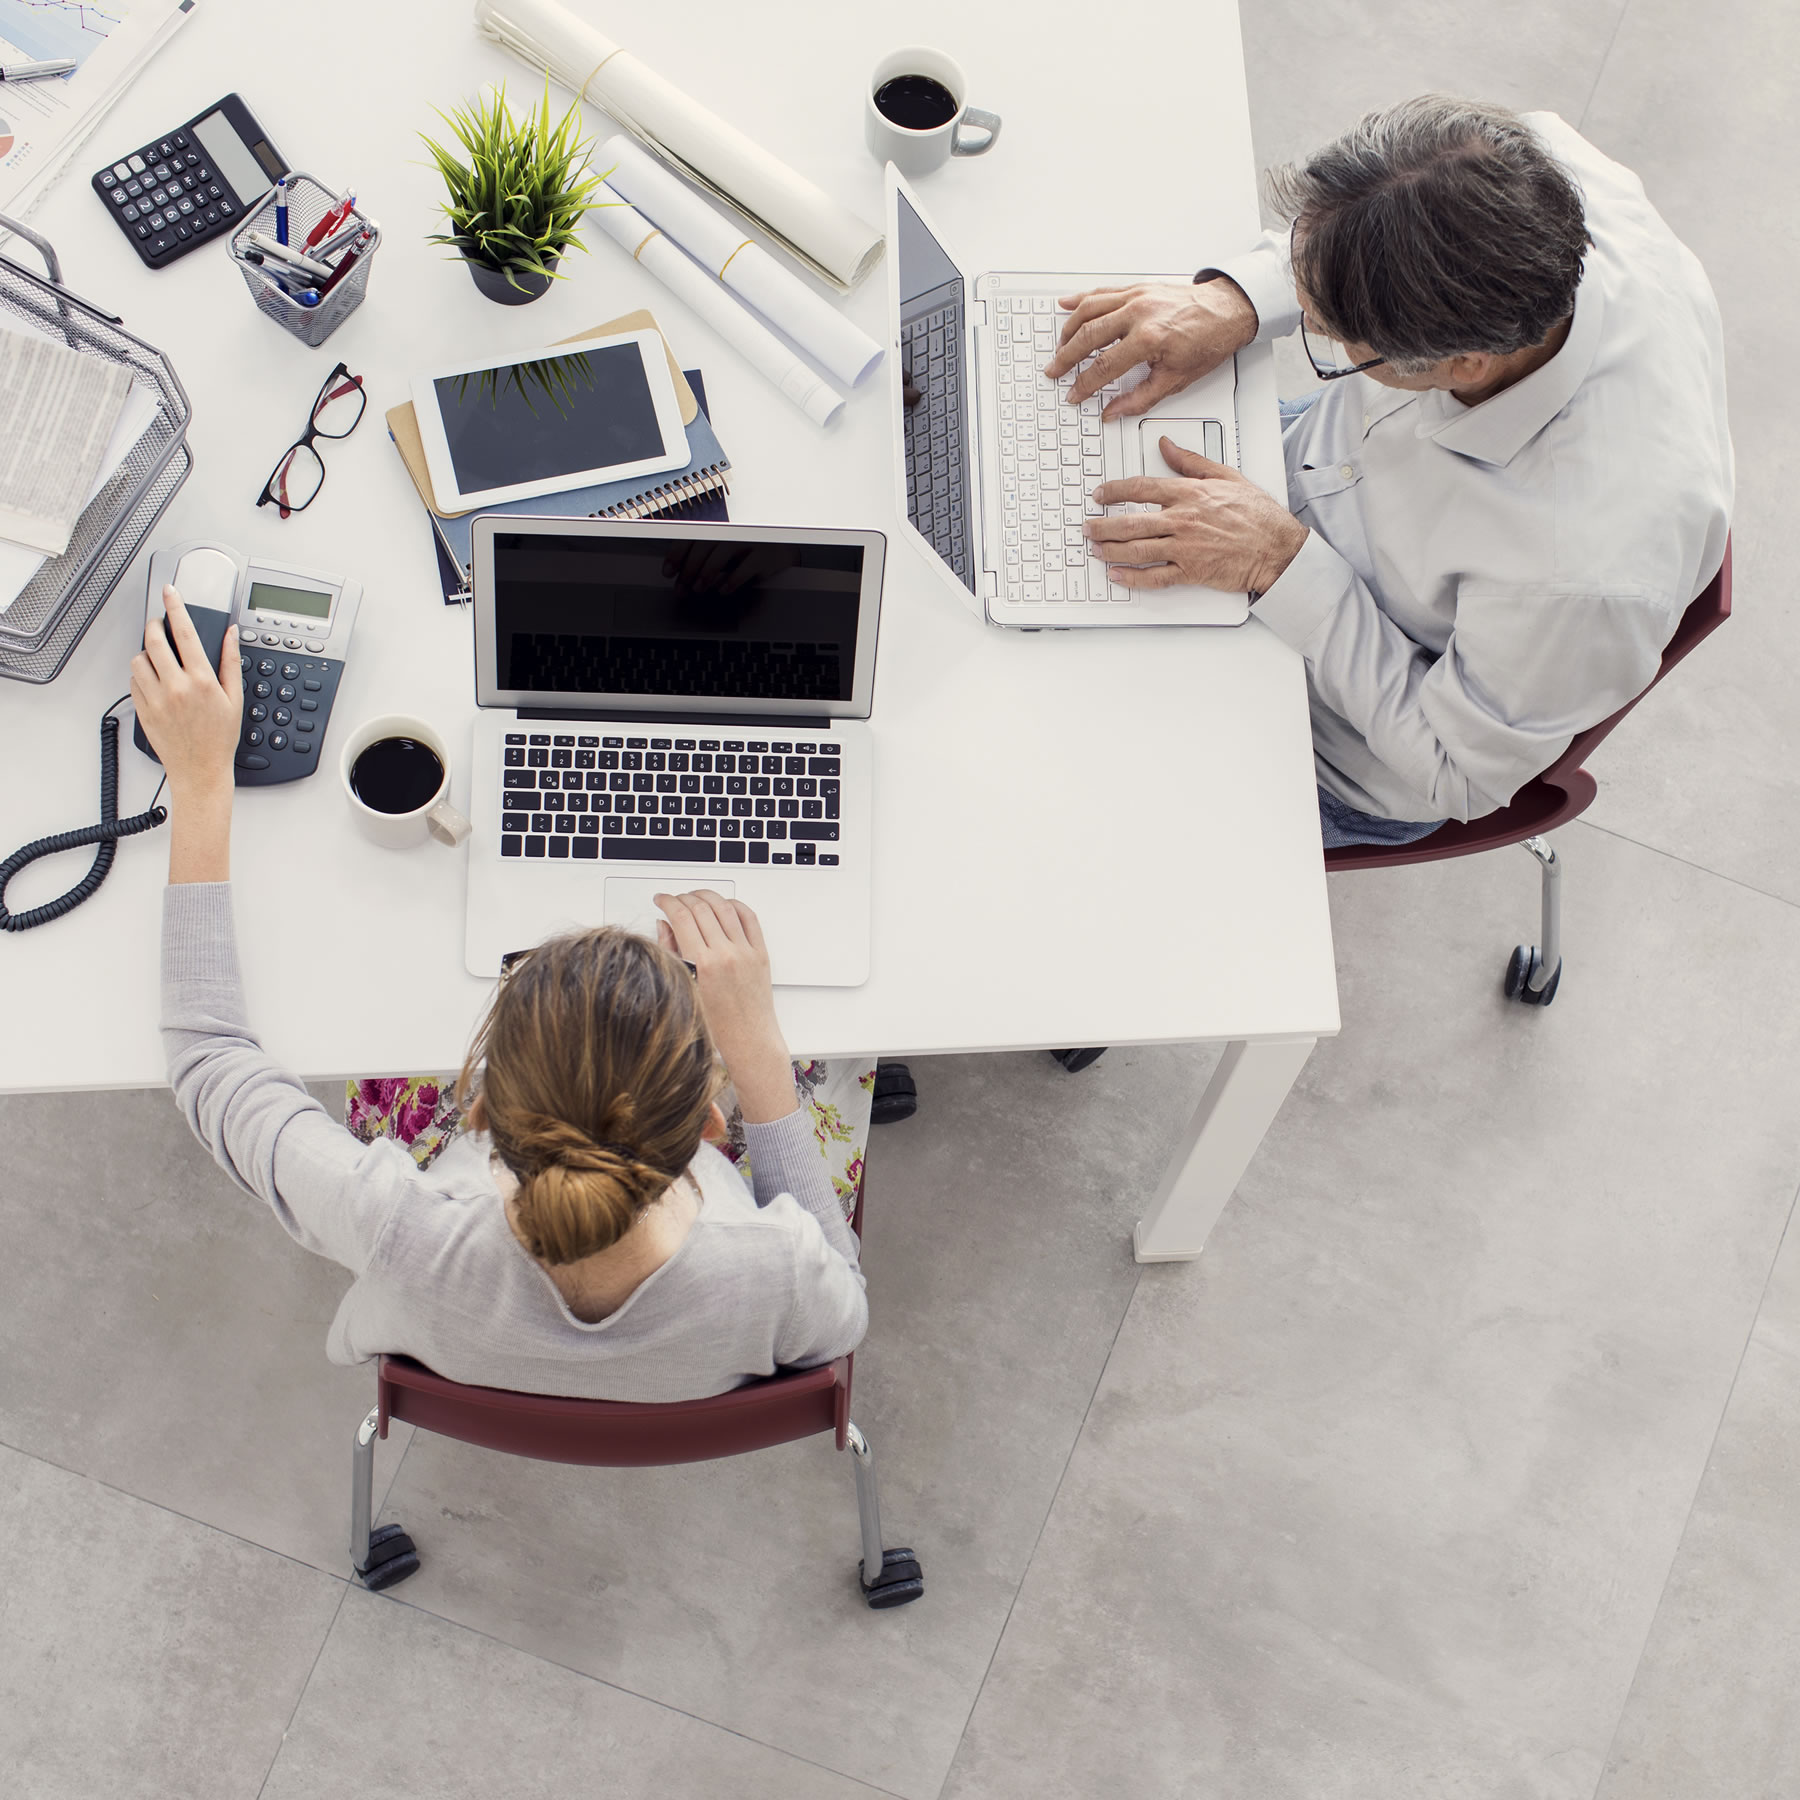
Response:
[498,729,843,869]
[993,297,1129,604]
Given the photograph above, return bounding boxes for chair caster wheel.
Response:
[872,1062,918,1124]
[1051,1047,1108,1073]
[860,1547,924,1608]
[355,1522,420,1592]
[1504,945,1560,1007]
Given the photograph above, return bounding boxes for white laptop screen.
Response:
[480,526,878,714]
[894,192,976,593]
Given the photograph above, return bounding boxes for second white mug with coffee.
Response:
[865,47,1001,177]
[340,714,471,850]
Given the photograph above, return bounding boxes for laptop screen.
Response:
[894,192,976,593]
[483,527,873,711]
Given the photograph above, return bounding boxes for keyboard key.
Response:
[820,854,840,867]
[771,854,793,865]
[548,838,569,858]
[767,821,787,840]
[720,842,746,863]
[504,769,535,789]
[749,843,770,864]
[573,838,599,860]
[527,748,548,767]
[777,799,799,818]
[504,747,525,766]
[603,816,623,835]
[525,836,546,858]
[603,838,716,862]
[790,822,841,841]
[808,758,840,775]
[553,735,575,746]
[578,815,599,834]
[577,736,599,747]
[501,835,522,858]
[626,816,648,836]
[743,820,764,840]
[531,814,553,834]
[502,811,530,832]
[551,749,572,768]
[541,792,564,812]
[795,843,817,865]
[603,736,624,748]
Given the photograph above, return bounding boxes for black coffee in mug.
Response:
[351,737,444,814]
[874,73,959,132]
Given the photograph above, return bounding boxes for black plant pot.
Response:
[466,256,558,305]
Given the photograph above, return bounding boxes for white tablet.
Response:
[410,330,690,510]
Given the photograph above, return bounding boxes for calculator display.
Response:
[250,580,332,620]
[191,110,272,204]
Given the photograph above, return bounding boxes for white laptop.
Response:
[886,165,1249,630]
[465,517,885,986]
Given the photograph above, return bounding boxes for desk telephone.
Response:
[1,541,362,931]
[137,541,362,785]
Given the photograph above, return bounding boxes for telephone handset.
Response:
[135,540,362,786]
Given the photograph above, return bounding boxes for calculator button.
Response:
[177,198,194,216]
[134,223,150,240]
[175,224,191,241]
[128,153,146,172]
[125,179,142,196]
[112,162,130,181]
[149,234,175,256]
[147,212,164,229]
[151,162,169,181]
[268,732,288,751]
[109,187,126,205]
[218,199,234,217]
[207,184,222,201]
[186,151,200,167]
[173,133,188,149]
[202,208,220,228]
[122,205,138,222]
[181,174,197,193]
[159,139,174,157]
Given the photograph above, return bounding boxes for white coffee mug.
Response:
[339,714,471,850]
[865,46,1001,177]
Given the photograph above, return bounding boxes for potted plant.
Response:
[422,81,607,304]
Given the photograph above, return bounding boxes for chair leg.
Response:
[349,1404,420,1592]
[844,1422,923,1609]
[1503,835,1563,1007]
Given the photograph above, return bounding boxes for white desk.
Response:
[0,0,1337,1260]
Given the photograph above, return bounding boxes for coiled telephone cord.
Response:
[0,699,167,932]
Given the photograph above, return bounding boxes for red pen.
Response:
[305,191,356,250]
[316,229,371,297]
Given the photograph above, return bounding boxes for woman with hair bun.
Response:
[140,602,868,1400]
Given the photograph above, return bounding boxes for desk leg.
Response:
[1132,1036,1316,1263]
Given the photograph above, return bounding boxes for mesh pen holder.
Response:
[228,173,377,348]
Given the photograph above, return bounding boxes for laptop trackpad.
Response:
[1139,417,1226,476]
[603,877,737,943]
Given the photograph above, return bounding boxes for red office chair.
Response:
[347,1185,923,1610]
[1322,541,1733,1005]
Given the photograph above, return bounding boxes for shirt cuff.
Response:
[161,881,240,991]
[741,1107,826,1209]
[1252,528,1350,649]
[1200,244,1301,345]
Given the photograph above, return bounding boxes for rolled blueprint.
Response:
[590,185,845,426]
[474,0,884,292]
[601,135,882,389]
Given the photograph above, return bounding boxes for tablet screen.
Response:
[432,346,665,492]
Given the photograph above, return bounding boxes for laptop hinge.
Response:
[515,706,834,727]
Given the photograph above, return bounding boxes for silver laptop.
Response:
[885,165,1249,630]
[465,517,884,986]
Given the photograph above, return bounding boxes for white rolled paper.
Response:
[601,136,883,389]
[474,0,884,292]
[590,185,845,427]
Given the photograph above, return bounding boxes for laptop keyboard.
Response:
[497,730,843,868]
[902,300,971,583]
[993,298,1130,604]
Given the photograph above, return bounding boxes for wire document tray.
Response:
[0,213,193,685]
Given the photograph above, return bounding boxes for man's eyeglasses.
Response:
[257,362,366,518]
[1300,314,1387,382]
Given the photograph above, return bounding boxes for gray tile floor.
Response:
[5,4,1797,1795]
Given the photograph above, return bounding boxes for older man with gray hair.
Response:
[1046,98,1732,847]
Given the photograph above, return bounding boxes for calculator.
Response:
[92,93,287,269]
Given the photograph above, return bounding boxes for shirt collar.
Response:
[1414,265,1605,466]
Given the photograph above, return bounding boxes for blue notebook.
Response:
[410,370,730,603]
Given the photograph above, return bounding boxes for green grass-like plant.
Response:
[421,81,608,290]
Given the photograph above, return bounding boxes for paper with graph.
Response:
[0,0,196,219]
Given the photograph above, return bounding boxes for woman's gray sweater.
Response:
[161,883,867,1401]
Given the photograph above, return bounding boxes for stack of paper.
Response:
[0,0,196,223]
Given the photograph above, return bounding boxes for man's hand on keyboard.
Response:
[1086,439,1308,595]
[1045,280,1257,419]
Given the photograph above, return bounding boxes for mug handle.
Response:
[427,798,473,846]
[952,108,1002,157]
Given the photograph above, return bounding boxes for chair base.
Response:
[1051,1048,1108,1073]
[860,1547,925,1608]
[355,1521,420,1592]
[1504,944,1561,1007]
